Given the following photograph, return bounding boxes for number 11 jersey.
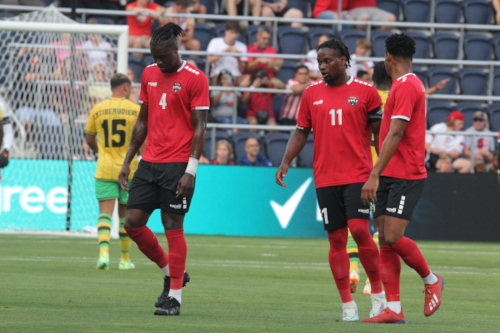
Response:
[297,77,382,188]
[139,61,210,163]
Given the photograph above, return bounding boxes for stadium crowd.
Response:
[1,0,500,173]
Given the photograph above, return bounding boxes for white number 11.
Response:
[329,109,342,126]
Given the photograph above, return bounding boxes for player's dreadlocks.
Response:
[317,38,351,69]
[385,33,416,59]
[372,61,392,89]
[150,22,185,47]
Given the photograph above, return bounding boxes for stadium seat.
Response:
[298,134,314,168]
[264,132,291,167]
[203,130,230,159]
[0,13,15,20]
[427,66,456,94]
[401,0,430,22]
[194,23,214,51]
[434,0,461,24]
[431,33,459,59]
[406,31,430,59]
[458,68,488,96]
[88,16,115,25]
[376,0,400,20]
[413,65,426,86]
[233,132,263,159]
[427,101,454,127]
[456,102,485,129]
[278,27,308,55]
[493,68,500,96]
[128,55,144,81]
[370,30,392,57]
[492,34,500,59]
[276,61,297,84]
[309,27,335,50]
[143,55,155,66]
[273,94,285,120]
[200,0,215,14]
[487,104,500,132]
[463,34,492,61]
[463,0,492,25]
[339,29,366,54]
[215,22,245,44]
[286,0,309,18]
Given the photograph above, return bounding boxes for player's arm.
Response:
[371,120,381,155]
[119,104,149,191]
[367,106,382,155]
[361,118,408,205]
[276,126,311,187]
[85,134,98,153]
[176,109,208,198]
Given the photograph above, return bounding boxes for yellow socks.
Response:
[119,218,132,261]
[97,213,111,256]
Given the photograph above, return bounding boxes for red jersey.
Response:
[345,0,376,10]
[313,0,341,18]
[247,44,278,78]
[297,77,382,188]
[380,73,427,180]
[139,61,210,163]
[126,2,160,37]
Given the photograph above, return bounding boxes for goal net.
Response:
[0,5,128,235]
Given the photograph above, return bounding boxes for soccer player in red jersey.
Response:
[361,33,444,324]
[118,23,210,316]
[276,39,386,321]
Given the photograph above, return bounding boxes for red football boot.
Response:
[424,274,445,316]
[362,307,405,324]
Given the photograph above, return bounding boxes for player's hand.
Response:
[361,174,379,206]
[434,78,450,91]
[275,163,289,187]
[0,149,9,168]
[119,164,130,191]
[176,173,195,199]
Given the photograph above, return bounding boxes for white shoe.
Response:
[342,304,359,322]
[349,270,360,293]
[369,292,387,318]
[363,282,372,295]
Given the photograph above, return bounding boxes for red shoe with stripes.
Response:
[361,307,405,324]
[424,274,444,316]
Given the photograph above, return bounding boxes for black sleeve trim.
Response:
[367,107,383,124]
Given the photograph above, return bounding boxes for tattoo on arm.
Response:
[190,109,208,159]
[124,105,148,164]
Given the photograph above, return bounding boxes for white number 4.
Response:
[329,109,342,126]
[159,93,167,109]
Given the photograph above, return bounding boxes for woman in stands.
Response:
[211,140,236,165]
[211,69,247,124]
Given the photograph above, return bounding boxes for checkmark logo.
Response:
[271,178,312,229]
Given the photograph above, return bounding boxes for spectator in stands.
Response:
[345,0,396,30]
[425,111,471,173]
[312,0,341,20]
[261,1,304,28]
[425,78,451,95]
[223,0,263,22]
[126,0,166,59]
[357,70,373,84]
[207,21,248,86]
[160,0,201,53]
[305,34,330,80]
[211,140,236,165]
[280,65,314,125]
[237,137,272,166]
[127,67,140,104]
[88,63,112,105]
[83,20,113,71]
[347,38,373,79]
[437,154,454,173]
[493,0,500,25]
[243,69,285,127]
[463,111,496,173]
[211,69,247,124]
[247,26,283,82]
[190,0,207,23]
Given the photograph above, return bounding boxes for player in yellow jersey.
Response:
[85,73,140,270]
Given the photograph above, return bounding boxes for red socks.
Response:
[391,236,431,279]
[126,226,168,269]
[327,228,352,303]
[165,229,187,290]
[379,245,401,302]
[347,219,383,294]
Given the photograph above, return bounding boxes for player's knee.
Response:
[385,233,402,247]
[327,230,347,251]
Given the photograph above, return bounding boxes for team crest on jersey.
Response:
[348,96,358,106]
[173,82,182,93]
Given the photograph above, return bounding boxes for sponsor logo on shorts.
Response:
[173,82,182,93]
[148,82,157,87]
[386,207,397,213]
[170,204,182,209]
[358,208,370,214]
[313,100,323,105]
[348,96,358,106]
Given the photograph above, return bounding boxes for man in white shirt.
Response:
[347,38,374,80]
[425,111,471,173]
[463,111,496,172]
[207,21,248,85]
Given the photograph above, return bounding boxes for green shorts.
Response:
[95,179,131,204]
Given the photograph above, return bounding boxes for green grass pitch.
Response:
[0,234,498,332]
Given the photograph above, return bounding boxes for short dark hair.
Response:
[372,61,392,88]
[175,0,190,6]
[251,68,268,82]
[225,21,241,33]
[151,22,185,47]
[357,70,368,78]
[110,73,131,89]
[317,38,351,68]
[385,33,416,59]
[295,65,309,73]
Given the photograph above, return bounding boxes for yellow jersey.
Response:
[85,98,140,181]
[371,90,390,165]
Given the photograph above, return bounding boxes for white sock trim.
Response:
[342,301,356,308]
[387,301,401,314]
[168,288,182,304]
[423,272,438,285]
[161,264,170,276]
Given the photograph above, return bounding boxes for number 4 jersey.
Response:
[85,98,141,181]
[297,77,383,188]
[139,61,210,163]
